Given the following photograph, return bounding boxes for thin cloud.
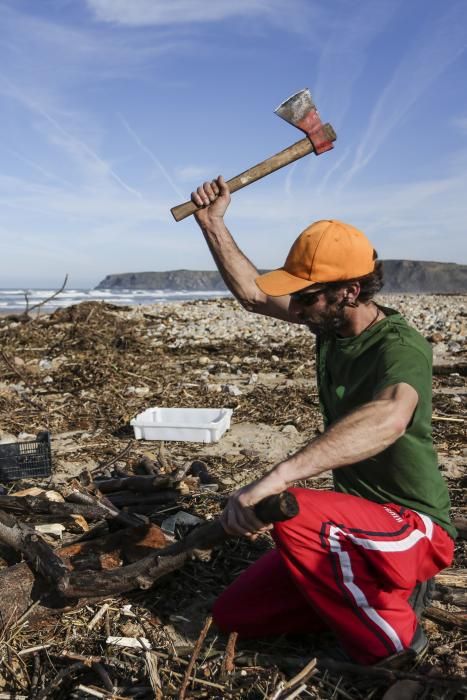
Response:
[3,146,75,189]
[175,166,214,183]
[340,3,467,187]
[119,114,183,198]
[86,0,311,29]
[0,74,143,199]
[452,116,467,133]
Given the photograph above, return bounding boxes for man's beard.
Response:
[305,300,348,336]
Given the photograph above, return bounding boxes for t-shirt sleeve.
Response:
[372,340,431,399]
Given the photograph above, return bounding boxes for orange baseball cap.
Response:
[255,219,375,297]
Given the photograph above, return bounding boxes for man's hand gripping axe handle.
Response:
[171,89,336,222]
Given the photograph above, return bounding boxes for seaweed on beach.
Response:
[0,296,465,698]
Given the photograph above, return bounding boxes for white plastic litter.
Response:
[107,636,152,650]
[130,407,233,443]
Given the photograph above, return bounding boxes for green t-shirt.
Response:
[317,305,455,539]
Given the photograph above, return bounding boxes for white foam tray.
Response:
[130,407,233,443]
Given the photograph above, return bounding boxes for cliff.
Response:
[96,261,467,294]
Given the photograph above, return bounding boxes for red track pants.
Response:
[213,488,454,664]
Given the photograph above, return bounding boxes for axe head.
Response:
[275,89,334,154]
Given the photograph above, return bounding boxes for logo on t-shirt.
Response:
[335,385,346,399]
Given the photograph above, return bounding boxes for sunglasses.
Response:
[290,288,326,305]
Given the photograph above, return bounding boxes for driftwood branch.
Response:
[0,514,69,590]
[424,605,467,631]
[432,584,467,607]
[234,653,466,691]
[0,522,169,629]
[0,492,298,604]
[94,474,177,494]
[26,274,69,317]
[60,491,298,598]
[435,567,466,588]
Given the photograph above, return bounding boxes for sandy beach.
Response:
[0,294,465,697]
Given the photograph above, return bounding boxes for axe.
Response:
[170,89,336,222]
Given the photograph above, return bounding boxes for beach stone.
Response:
[0,432,17,444]
[39,359,53,370]
[282,424,299,437]
[207,383,222,393]
[126,386,150,396]
[223,384,242,396]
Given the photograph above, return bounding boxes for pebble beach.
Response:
[0,293,465,697]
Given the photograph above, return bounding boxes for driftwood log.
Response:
[0,521,168,629]
[94,474,177,494]
[0,491,144,529]
[0,492,298,629]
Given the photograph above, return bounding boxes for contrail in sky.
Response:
[4,146,75,189]
[338,3,467,189]
[119,113,184,199]
[0,74,143,199]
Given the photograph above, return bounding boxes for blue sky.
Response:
[1,0,467,288]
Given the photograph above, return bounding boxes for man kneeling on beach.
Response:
[191,176,455,665]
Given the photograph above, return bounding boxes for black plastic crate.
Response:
[0,431,52,481]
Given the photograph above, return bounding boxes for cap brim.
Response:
[255,268,318,297]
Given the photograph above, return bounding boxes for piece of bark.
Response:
[0,495,107,521]
[106,490,179,508]
[435,567,467,588]
[189,460,220,486]
[94,475,175,494]
[424,605,467,631]
[433,363,467,376]
[432,584,467,607]
[170,461,192,483]
[0,516,69,589]
[55,523,167,571]
[453,517,467,540]
[63,486,145,528]
[138,454,160,475]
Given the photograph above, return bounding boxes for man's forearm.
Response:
[272,397,407,489]
[198,217,265,310]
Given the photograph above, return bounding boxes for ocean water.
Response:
[0,288,231,313]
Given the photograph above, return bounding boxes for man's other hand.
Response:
[220,485,273,539]
[220,470,288,538]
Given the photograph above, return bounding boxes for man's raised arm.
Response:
[191,176,296,323]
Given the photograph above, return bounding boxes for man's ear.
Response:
[344,282,361,306]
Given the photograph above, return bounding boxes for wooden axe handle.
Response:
[171,123,336,222]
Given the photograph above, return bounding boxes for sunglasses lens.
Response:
[292,289,323,304]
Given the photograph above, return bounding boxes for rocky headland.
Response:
[96,260,467,293]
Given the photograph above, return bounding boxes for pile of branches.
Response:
[0,449,465,698]
[0,299,465,697]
